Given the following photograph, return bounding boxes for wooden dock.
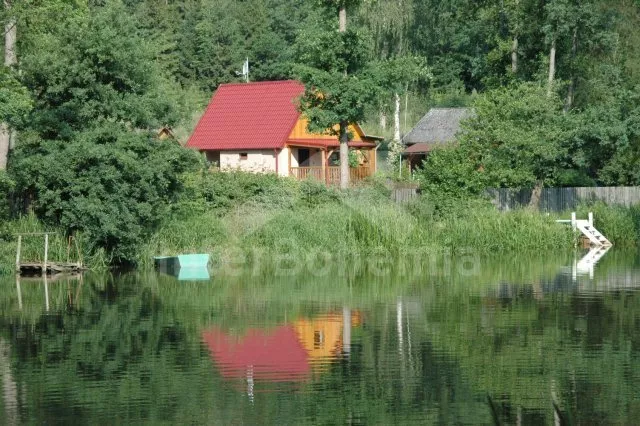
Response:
[19,262,84,275]
[15,232,86,276]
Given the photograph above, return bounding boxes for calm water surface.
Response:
[1,249,640,424]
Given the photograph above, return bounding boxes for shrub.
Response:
[0,170,14,220]
[299,179,341,207]
[199,171,299,210]
[9,125,201,263]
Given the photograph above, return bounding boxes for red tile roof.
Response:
[187,80,305,151]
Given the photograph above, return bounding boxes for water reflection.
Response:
[2,251,640,424]
[202,310,362,397]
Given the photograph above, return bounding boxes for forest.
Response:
[1,0,640,264]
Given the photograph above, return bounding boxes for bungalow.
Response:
[186,80,381,185]
[402,107,474,170]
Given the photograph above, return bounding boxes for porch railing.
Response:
[289,166,372,185]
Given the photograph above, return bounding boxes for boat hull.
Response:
[154,254,210,281]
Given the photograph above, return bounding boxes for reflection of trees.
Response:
[0,272,488,424]
[0,274,222,423]
[425,283,640,424]
[0,254,639,423]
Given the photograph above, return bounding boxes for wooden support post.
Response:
[322,149,327,185]
[288,146,292,177]
[43,233,49,275]
[372,146,378,174]
[15,235,21,272]
[571,212,577,231]
[589,212,594,227]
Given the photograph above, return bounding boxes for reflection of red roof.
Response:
[287,139,377,149]
[202,326,310,382]
[187,80,305,151]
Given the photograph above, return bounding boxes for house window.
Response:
[239,152,248,160]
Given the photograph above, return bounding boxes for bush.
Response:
[187,170,299,211]
[0,170,14,220]
[9,125,201,263]
[299,179,341,207]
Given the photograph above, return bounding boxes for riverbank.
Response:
[4,172,640,275]
[138,186,575,270]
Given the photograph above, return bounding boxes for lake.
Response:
[1,248,639,424]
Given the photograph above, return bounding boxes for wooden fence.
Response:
[289,166,373,185]
[391,185,419,203]
[487,187,640,212]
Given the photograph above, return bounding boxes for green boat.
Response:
[154,254,210,281]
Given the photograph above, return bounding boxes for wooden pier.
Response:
[15,232,85,276]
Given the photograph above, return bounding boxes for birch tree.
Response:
[360,0,415,148]
[0,0,17,170]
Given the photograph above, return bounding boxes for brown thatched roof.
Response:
[402,108,474,146]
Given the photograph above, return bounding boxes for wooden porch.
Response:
[289,166,373,185]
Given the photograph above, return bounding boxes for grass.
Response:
[6,172,640,275]
[136,179,577,272]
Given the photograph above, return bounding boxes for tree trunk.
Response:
[393,92,401,142]
[339,5,346,32]
[511,35,518,74]
[528,180,544,210]
[547,39,556,96]
[338,3,348,189]
[565,27,578,112]
[339,121,350,189]
[4,5,16,66]
[1,0,17,170]
[379,110,387,131]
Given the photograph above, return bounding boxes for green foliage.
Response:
[0,170,14,220]
[416,83,574,197]
[177,170,300,213]
[299,179,341,207]
[462,83,571,187]
[3,0,640,266]
[10,125,200,263]
[295,25,379,139]
[18,1,186,139]
[416,146,487,199]
[0,68,32,127]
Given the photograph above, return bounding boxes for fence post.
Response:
[588,212,594,227]
[571,212,577,230]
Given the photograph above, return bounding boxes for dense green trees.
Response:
[2,1,200,262]
[1,0,640,262]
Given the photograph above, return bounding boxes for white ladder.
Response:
[576,220,612,247]
[557,212,612,247]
